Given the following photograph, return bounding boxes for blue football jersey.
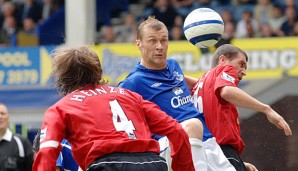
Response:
[119,59,213,141]
[56,139,78,171]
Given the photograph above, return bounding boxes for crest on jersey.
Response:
[151,82,162,87]
[172,87,183,95]
[221,72,235,84]
[173,71,184,81]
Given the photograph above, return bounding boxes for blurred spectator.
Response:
[144,0,181,31]
[20,17,36,34]
[245,19,256,37]
[0,0,7,6]
[0,1,18,29]
[224,21,236,40]
[279,6,297,36]
[235,10,259,38]
[220,9,236,24]
[170,15,185,40]
[0,103,34,170]
[284,0,296,6]
[280,0,298,12]
[174,14,183,26]
[259,23,276,37]
[170,0,196,17]
[170,24,184,40]
[99,25,116,43]
[292,21,298,36]
[268,4,287,36]
[17,17,39,46]
[253,0,274,25]
[116,12,137,43]
[0,15,17,46]
[40,0,64,23]
[216,21,236,47]
[19,0,42,24]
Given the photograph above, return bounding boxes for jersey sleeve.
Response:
[118,78,136,90]
[137,96,195,171]
[33,106,66,171]
[214,65,239,102]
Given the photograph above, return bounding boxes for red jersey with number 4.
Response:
[33,84,194,171]
[192,65,245,154]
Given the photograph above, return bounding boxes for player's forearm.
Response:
[185,76,197,91]
[220,86,270,113]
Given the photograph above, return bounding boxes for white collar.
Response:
[0,128,13,142]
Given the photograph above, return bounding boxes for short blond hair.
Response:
[136,16,167,40]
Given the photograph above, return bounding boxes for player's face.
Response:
[227,53,247,80]
[136,26,168,70]
[0,105,9,132]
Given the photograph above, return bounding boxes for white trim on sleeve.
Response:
[40,140,59,149]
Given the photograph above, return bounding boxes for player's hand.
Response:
[265,107,292,136]
[244,162,258,171]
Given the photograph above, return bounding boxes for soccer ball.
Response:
[183,8,224,48]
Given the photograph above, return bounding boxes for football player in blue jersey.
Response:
[56,139,79,171]
[119,16,235,171]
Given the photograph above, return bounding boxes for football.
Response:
[183,8,224,48]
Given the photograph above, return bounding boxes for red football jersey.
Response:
[33,85,194,170]
[192,65,245,154]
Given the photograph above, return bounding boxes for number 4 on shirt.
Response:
[109,100,137,139]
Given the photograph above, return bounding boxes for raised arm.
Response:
[184,76,198,91]
[220,86,292,136]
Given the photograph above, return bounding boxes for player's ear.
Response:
[135,39,142,50]
[218,55,227,64]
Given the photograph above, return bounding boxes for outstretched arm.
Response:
[220,86,292,136]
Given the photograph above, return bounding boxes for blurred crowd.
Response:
[1,0,298,47]
[0,0,64,47]
[97,0,298,45]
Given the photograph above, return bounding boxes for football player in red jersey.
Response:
[32,46,195,171]
[189,44,292,171]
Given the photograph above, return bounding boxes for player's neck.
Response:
[140,60,166,70]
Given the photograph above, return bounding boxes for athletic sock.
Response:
[189,138,207,171]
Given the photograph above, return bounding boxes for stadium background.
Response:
[0,0,297,170]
